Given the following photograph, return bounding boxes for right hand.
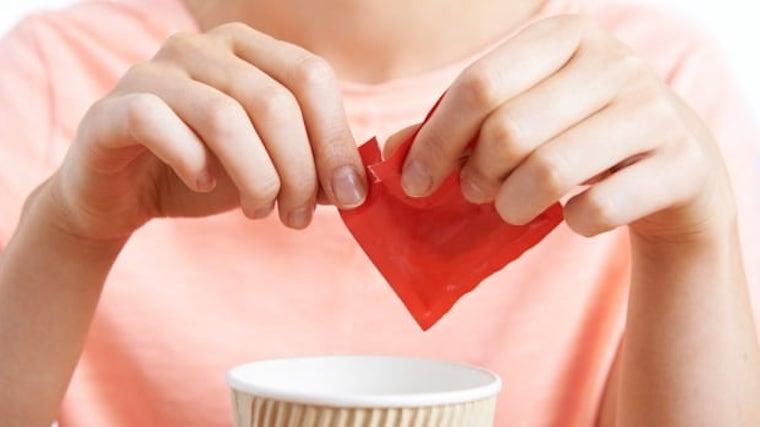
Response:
[43,22,367,241]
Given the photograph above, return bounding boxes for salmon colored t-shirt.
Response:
[1,0,758,425]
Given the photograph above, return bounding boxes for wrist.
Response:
[14,175,129,257]
[629,209,741,289]
[1,179,127,298]
[630,172,738,251]
[632,213,736,251]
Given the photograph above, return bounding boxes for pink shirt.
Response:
[1,0,758,425]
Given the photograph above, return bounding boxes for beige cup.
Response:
[227,356,501,427]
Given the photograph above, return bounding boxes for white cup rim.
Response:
[226,355,502,408]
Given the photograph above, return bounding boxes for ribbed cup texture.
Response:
[231,391,496,427]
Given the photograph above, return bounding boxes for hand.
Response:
[400,15,736,243]
[45,23,367,241]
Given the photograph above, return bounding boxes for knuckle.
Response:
[313,133,355,171]
[312,130,346,158]
[253,85,299,120]
[124,62,157,79]
[160,32,203,57]
[596,38,648,86]
[616,53,648,81]
[123,93,163,136]
[488,113,523,143]
[634,75,665,101]
[118,63,162,89]
[544,14,577,27]
[206,98,246,138]
[549,14,594,36]
[567,14,589,26]
[457,66,499,109]
[644,90,681,130]
[535,15,566,31]
[535,14,584,40]
[214,21,250,36]
[293,55,336,88]
[483,114,526,159]
[86,97,110,118]
[530,150,569,194]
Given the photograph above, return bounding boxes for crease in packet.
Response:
[340,100,564,330]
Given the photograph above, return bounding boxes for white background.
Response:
[1,1,759,116]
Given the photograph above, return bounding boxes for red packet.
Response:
[340,105,563,330]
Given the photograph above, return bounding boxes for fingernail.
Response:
[332,166,366,208]
[461,176,487,203]
[287,205,312,229]
[401,160,432,197]
[196,172,216,192]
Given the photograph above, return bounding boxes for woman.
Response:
[1,0,758,425]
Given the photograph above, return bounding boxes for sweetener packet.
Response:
[340,103,563,330]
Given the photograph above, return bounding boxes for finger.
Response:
[563,148,699,237]
[402,15,587,197]
[316,186,331,205]
[383,123,421,159]
[122,63,281,218]
[461,35,644,203]
[210,23,367,209]
[583,154,645,186]
[157,33,317,228]
[315,124,422,205]
[88,93,215,193]
[494,96,673,225]
[316,124,423,206]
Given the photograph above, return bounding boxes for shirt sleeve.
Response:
[0,16,57,248]
[668,39,760,320]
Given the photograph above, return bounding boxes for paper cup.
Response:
[227,355,501,427]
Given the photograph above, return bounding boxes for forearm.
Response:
[0,181,126,426]
[612,224,760,426]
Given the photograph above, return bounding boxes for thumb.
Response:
[382,123,422,160]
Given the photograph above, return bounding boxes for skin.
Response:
[0,0,758,425]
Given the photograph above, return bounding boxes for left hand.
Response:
[400,15,736,243]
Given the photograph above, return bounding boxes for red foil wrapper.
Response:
[340,103,563,330]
